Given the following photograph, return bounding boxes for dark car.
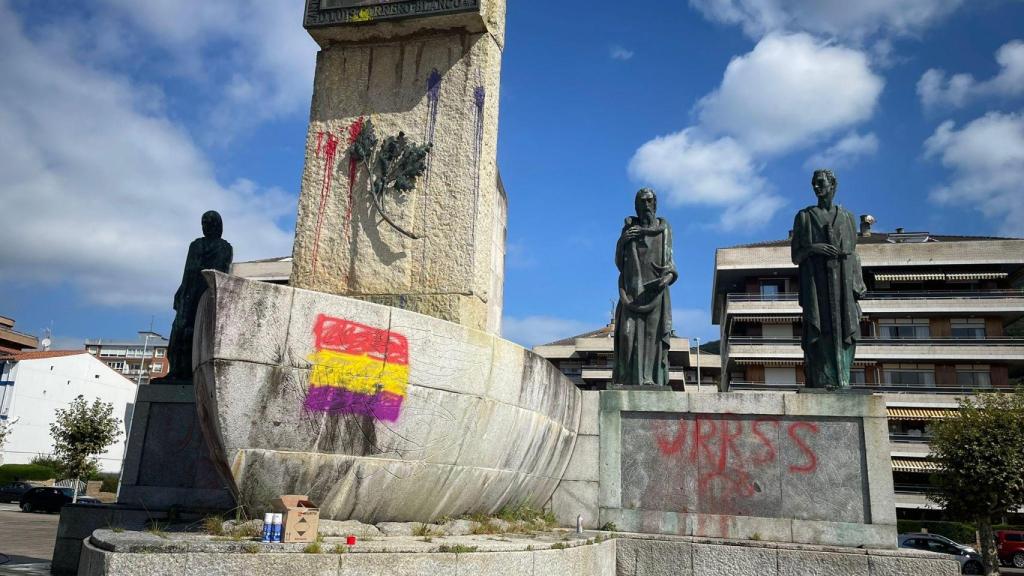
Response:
[19,487,99,513]
[0,481,35,503]
[899,533,983,575]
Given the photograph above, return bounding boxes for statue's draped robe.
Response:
[791,205,865,389]
[613,217,676,386]
[166,237,233,381]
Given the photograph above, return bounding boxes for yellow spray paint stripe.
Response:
[308,349,409,397]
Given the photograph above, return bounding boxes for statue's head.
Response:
[201,210,223,239]
[635,188,657,220]
[811,169,837,201]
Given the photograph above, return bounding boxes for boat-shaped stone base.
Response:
[194,271,581,522]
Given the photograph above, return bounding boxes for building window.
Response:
[151,363,163,373]
[760,279,787,300]
[955,365,992,388]
[155,349,166,358]
[882,364,935,387]
[879,319,930,340]
[950,318,986,340]
[850,369,867,385]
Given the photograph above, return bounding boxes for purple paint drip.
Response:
[305,387,403,422]
[468,85,486,281]
[420,69,444,284]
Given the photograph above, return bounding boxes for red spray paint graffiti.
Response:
[650,415,821,537]
[310,131,340,275]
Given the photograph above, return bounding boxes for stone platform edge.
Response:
[78,529,957,576]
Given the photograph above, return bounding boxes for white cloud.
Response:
[628,129,783,230]
[690,0,964,41]
[918,40,1024,110]
[698,34,884,155]
[95,0,317,138]
[610,45,635,61]
[0,4,294,308]
[630,34,881,231]
[923,111,1024,237]
[804,131,879,169]
[502,316,594,349]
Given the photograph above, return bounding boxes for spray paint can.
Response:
[261,513,274,542]
[272,513,284,543]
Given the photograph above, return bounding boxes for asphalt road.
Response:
[0,502,57,571]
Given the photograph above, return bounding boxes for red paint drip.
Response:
[310,131,340,275]
[345,117,366,231]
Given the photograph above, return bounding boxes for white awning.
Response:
[874,273,945,282]
[946,272,1008,281]
[733,316,801,324]
[874,272,1007,282]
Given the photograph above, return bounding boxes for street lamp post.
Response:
[693,337,701,392]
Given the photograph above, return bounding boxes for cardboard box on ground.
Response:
[272,495,320,543]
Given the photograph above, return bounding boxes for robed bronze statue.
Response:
[791,170,866,389]
[160,211,233,383]
[613,188,677,386]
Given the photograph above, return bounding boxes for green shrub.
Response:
[897,520,977,545]
[0,464,56,485]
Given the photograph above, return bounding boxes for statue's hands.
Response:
[811,243,840,257]
[624,226,642,240]
[659,275,673,288]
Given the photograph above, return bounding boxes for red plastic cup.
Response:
[346,535,357,546]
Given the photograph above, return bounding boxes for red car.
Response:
[996,530,1024,568]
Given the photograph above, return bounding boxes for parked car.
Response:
[19,487,100,513]
[0,481,36,503]
[996,530,1024,568]
[899,533,983,575]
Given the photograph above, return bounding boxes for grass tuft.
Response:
[202,516,225,536]
[549,542,569,550]
[437,544,478,554]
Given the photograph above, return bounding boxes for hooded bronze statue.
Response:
[159,211,233,384]
[613,188,677,387]
[791,170,866,389]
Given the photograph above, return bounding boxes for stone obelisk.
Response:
[291,0,507,334]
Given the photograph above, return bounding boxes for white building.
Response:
[0,350,137,471]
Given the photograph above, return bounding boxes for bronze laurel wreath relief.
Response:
[350,118,432,240]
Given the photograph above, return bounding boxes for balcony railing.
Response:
[889,434,933,443]
[729,381,1004,395]
[727,289,1024,302]
[728,336,1024,346]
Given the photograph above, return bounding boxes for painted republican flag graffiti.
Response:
[305,314,409,422]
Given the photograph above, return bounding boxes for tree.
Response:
[49,396,120,503]
[0,420,9,464]
[928,391,1024,575]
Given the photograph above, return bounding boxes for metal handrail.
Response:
[728,336,1024,345]
[727,289,1024,302]
[728,382,1002,395]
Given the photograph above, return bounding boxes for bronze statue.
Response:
[791,170,866,389]
[613,188,677,386]
[160,211,233,383]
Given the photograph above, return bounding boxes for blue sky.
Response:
[1,0,1023,350]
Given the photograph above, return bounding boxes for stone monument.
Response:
[613,188,677,387]
[290,0,508,335]
[791,169,866,389]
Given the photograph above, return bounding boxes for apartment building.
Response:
[533,322,721,391]
[0,350,135,470]
[712,220,1024,516]
[0,315,39,355]
[84,332,169,386]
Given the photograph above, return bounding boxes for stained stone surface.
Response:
[597,391,896,549]
[194,271,580,523]
[290,0,508,334]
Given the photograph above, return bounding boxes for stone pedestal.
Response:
[117,384,235,511]
[550,390,898,549]
[290,0,508,334]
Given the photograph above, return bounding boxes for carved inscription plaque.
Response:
[305,0,479,27]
